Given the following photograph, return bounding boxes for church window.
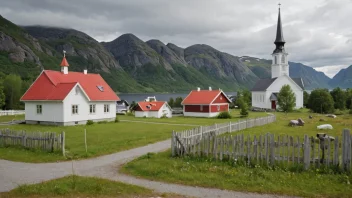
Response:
[281,55,285,63]
[274,56,277,64]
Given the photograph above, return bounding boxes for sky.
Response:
[0,0,351,78]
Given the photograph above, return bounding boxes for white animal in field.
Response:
[317,124,333,130]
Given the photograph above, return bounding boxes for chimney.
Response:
[83,69,87,75]
[209,87,212,91]
[197,87,200,91]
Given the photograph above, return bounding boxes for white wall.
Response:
[266,76,303,109]
[184,112,219,118]
[63,85,116,123]
[25,101,64,122]
[251,91,267,109]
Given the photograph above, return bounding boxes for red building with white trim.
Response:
[181,87,231,117]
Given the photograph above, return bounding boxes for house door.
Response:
[271,101,276,110]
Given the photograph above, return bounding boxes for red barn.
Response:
[182,88,231,117]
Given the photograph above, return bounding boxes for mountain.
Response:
[240,56,331,90]
[0,15,341,94]
[329,65,352,88]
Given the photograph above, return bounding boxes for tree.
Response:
[277,84,296,112]
[3,74,22,109]
[308,89,334,113]
[235,89,251,108]
[129,101,137,112]
[303,91,310,108]
[240,99,249,117]
[168,97,174,108]
[0,84,5,109]
[345,88,352,109]
[330,87,346,110]
[174,97,183,108]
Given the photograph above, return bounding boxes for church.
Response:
[251,7,304,110]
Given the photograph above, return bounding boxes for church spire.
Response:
[273,4,285,53]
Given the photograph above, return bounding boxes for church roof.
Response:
[251,77,304,91]
[251,78,277,91]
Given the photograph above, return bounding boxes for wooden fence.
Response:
[0,110,25,116]
[171,114,276,156]
[172,129,352,171]
[0,129,65,153]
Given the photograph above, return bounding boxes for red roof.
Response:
[182,90,231,105]
[136,101,167,111]
[60,57,69,67]
[21,70,120,101]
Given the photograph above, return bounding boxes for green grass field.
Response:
[122,150,352,198]
[0,175,183,198]
[122,111,352,197]
[0,114,24,122]
[0,121,191,163]
[119,109,267,125]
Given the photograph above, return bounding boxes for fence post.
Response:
[303,135,310,170]
[229,121,232,132]
[171,131,176,157]
[342,129,351,171]
[62,131,66,157]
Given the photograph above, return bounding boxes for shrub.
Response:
[349,109,352,115]
[334,109,344,115]
[126,112,134,116]
[115,117,119,123]
[240,102,249,117]
[217,111,232,119]
[86,120,94,125]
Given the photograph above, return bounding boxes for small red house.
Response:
[182,87,231,117]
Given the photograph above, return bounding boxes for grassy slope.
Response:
[122,111,352,198]
[0,175,182,198]
[0,121,191,163]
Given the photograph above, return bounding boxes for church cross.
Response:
[278,3,281,9]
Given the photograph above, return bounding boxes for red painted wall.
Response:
[184,105,209,112]
[210,104,228,112]
[212,92,229,104]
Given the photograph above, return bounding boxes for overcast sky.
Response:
[1,0,351,78]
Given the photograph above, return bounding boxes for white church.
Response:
[251,7,304,110]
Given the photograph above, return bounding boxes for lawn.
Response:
[0,121,191,163]
[225,110,352,137]
[0,175,184,198]
[0,114,24,122]
[122,150,352,198]
[121,110,352,198]
[118,109,268,125]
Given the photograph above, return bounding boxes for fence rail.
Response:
[0,129,65,153]
[171,114,276,156]
[0,110,25,116]
[172,129,352,172]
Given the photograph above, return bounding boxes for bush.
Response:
[86,120,94,125]
[217,111,232,119]
[240,102,249,117]
[97,121,108,124]
[115,117,119,123]
[334,109,344,115]
[126,112,134,116]
[349,109,352,115]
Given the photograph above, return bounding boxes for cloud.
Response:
[0,0,351,77]
[314,65,350,78]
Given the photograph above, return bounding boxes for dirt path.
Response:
[0,139,295,198]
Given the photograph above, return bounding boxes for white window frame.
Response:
[89,104,96,114]
[36,105,42,114]
[200,105,203,111]
[104,104,110,113]
[217,105,220,111]
[72,105,78,115]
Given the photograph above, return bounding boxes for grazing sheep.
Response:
[288,118,305,126]
[309,115,313,119]
[326,114,337,118]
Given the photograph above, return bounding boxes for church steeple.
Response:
[271,3,289,78]
[273,5,285,53]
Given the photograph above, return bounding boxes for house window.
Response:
[36,105,42,114]
[104,104,110,113]
[200,105,203,111]
[217,105,220,111]
[281,55,285,63]
[72,105,78,114]
[90,104,96,114]
[220,96,223,100]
